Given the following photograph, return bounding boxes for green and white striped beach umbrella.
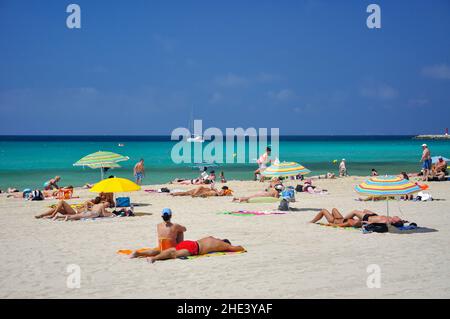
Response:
[73,151,129,179]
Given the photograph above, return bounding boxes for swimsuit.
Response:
[175,240,199,256]
[362,213,378,222]
[135,172,144,179]
[422,158,432,170]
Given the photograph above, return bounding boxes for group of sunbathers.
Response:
[170,170,227,185]
[310,208,407,228]
[129,208,245,263]
[35,192,116,221]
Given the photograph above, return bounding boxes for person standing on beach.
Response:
[133,159,145,185]
[339,159,347,177]
[254,146,272,182]
[420,144,432,181]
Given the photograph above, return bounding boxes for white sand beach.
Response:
[0,177,449,298]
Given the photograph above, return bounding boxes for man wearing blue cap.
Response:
[130,208,186,258]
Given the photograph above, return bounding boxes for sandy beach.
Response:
[0,176,449,299]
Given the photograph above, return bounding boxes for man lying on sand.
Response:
[310,208,362,227]
[343,209,407,227]
[147,236,245,263]
[130,208,186,258]
[52,201,113,221]
[171,185,232,198]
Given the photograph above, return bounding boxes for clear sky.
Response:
[0,0,449,135]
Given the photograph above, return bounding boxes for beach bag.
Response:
[23,188,32,199]
[30,190,44,201]
[363,223,388,233]
[116,197,131,207]
[278,199,289,211]
[281,187,296,202]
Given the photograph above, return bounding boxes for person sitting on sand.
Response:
[232,184,282,203]
[326,172,336,179]
[343,209,407,227]
[129,208,187,258]
[310,208,362,227]
[435,157,447,174]
[98,192,115,207]
[147,236,245,263]
[44,176,61,190]
[171,185,232,198]
[35,197,101,219]
[52,201,113,221]
[429,166,446,181]
[371,169,378,176]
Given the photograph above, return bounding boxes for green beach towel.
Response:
[245,197,280,203]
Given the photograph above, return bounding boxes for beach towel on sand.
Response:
[316,222,359,231]
[245,197,280,203]
[117,248,247,259]
[49,203,85,209]
[218,211,287,216]
[179,250,246,260]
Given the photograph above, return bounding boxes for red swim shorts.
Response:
[175,240,199,255]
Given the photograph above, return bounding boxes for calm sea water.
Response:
[1,136,449,190]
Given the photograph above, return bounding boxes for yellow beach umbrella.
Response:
[89,177,141,193]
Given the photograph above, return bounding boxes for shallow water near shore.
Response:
[1,135,449,189]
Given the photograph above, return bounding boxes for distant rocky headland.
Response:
[413,134,450,140]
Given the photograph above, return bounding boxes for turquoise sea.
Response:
[0,136,449,190]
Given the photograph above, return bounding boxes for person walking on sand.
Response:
[254,146,272,182]
[339,159,347,177]
[134,159,145,185]
[420,144,432,181]
[129,208,187,258]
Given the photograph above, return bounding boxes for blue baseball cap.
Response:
[161,208,172,217]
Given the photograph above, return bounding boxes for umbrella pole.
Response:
[386,197,389,217]
[101,168,104,180]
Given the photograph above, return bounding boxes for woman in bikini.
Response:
[52,202,113,221]
[35,197,101,219]
[310,208,362,227]
[171,185,231,198]
[343,209,407,227]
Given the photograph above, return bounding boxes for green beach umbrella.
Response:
[73,151,129,179]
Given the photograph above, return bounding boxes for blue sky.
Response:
[0,0,449,135]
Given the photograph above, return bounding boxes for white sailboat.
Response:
[187,107,204,143]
